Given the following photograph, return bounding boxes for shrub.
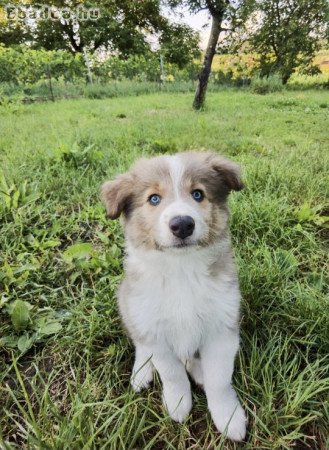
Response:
[0,45,84,85]
[250,74,284,94]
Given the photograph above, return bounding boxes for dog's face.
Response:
[102,152,243,251]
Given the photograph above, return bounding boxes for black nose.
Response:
[169,216,195,239]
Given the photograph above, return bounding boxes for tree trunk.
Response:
[193,15,222,110]
[281,73,290,85]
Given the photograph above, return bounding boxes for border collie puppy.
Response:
[101,151,247,441]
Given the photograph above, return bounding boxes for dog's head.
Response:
[101,152,243,251]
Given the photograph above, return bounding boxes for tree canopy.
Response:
[0,1,202,62]
[247,0,329,83]
[1,1,166,53]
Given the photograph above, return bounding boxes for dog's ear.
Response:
[101,173,134,219]
[208,154,244,193]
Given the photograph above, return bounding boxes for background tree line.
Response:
[0,0,328,108]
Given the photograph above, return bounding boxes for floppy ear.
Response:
[101,173,134,219]
[208,154,244,193]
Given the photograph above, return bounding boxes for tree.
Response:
[159,23,201,68]
[168,1,244,110]
[248,0,329,84]
[5,0,166,55]
[191,1,228,109]
[0,3,33,46]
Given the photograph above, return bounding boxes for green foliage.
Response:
[0,44,84,84]
[0,175,41,214]
[250,74,284,94]
[92,53,201,83]
[0,45,201,92]
[0,0,167,55]
[62,242,93,264]
[0,297,63,353]
[10,299,31,332]
[160,23,201,68]
[53,141,104,169]
[249,0,329,83]
[0,0,200,67]
[294,202,329,229]
[92,54,162,82]
[288,72,329,90]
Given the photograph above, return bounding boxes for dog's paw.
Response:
[210,395,247,442]
[131,363,153,392]
[163,385,192,423]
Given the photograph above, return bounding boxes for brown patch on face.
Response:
[179,152,243,203]
[101,156,172,219]
[101,156,175,249]
[177,152,243,247]
[101,173,134,219]
[124,157,175,249]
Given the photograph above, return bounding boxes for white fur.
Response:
[154,156,208,248]
[121,156,247,441]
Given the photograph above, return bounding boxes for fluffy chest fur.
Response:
[119,243,240,361]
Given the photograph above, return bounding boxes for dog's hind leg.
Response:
[131,343,154,392]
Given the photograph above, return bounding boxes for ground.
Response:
[0,90,328,449]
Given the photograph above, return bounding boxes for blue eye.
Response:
[191,189,204,202]
[149,194,161,206]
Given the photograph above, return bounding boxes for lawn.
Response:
[0,89,328,449]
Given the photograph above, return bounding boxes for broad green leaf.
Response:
[16,271,30,286]
[41,239,61,249]
[17,335,33,352]
[96,231,109,244]
[313,215,329,226]
[3,262,13,280]
[62,242,93,263]
[294,202,313,222]
[39,322,62,335]
[10,300,30,331]
[0,335,19,348]
[69,271,81,284]
[12,189,20,209]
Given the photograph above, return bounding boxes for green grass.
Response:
[0,89,328,449]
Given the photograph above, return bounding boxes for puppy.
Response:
[101,151,247,441]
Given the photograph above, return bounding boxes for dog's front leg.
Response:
[200,329,247,441]
[152,346,192,423]
[131,342,154,392]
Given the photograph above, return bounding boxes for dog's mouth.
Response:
[172,240,195,248]
[155,238,198,251]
